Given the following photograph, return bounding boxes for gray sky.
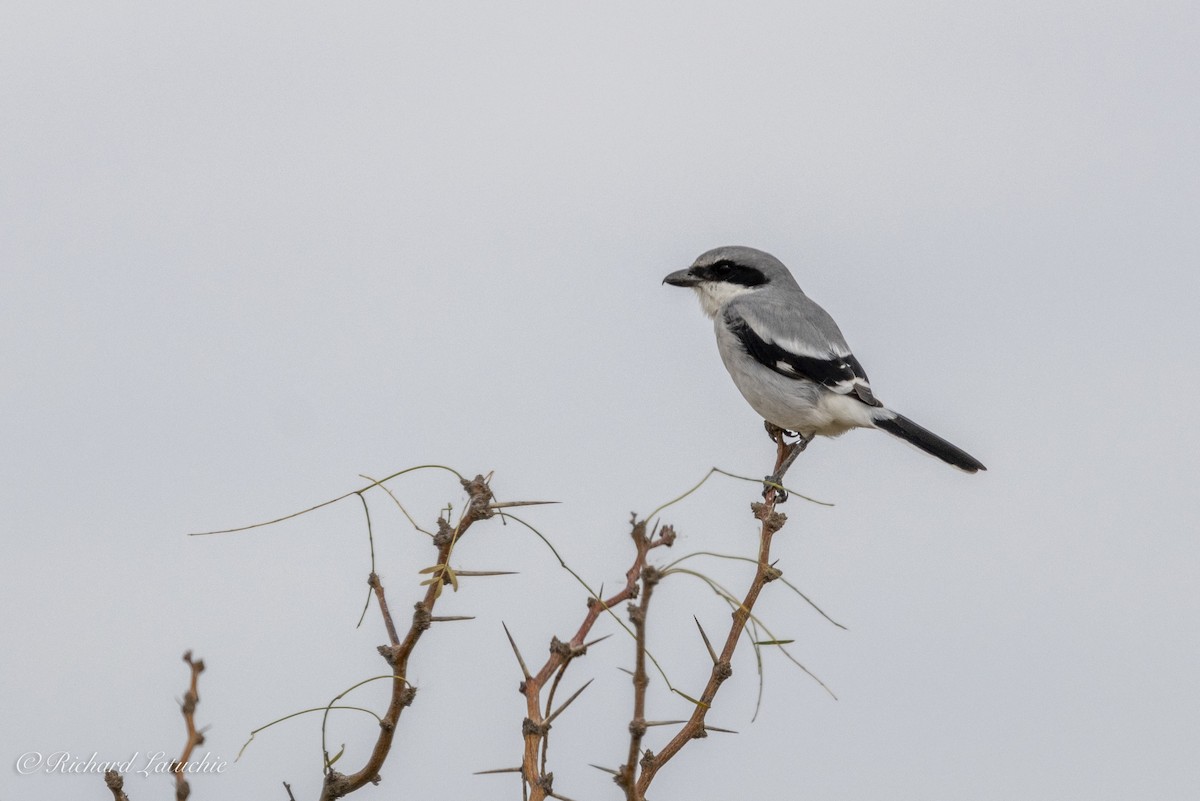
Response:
[3,2,1198,800]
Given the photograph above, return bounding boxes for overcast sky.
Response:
[3,3,1198,800]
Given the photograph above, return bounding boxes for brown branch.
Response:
[519,518,675,801]
[630,445,791,798]
[368,573,401,646]
[104,770,130,801]
[617,563,659,796]
[320,475,496,801]
[171,650,206,801]
[539,660,569,776]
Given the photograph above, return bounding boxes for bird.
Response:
[663,246,985,490]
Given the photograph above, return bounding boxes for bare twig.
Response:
[368,573,400,646]
[539,661,569,775]
[105,770,130,801]
[171,651,206,801]
[320,475,496,801]
[515,518,675,800]
[617,561,659,797]
[187,465,466,536]
[665,550,846,630]
[629,445,791,798]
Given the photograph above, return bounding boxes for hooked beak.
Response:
[662,268,701,287]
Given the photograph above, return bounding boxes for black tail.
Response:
[875,413,986,473]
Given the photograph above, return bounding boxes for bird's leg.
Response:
[774,433,812,481]
[763,429,814,503]
[764,421,790,462]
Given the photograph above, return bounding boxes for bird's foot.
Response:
[762,432,814,503]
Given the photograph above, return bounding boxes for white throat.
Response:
[692,281,758,318]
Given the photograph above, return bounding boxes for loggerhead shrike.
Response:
[664,246,985,486]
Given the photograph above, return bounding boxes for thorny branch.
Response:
[617,563,659,795]
[628,437,792,799]
[101,652,206,800]
[319,474,497,801]
[632,499,785,796]
[517,516,677,801]
[151,452,806,800]
[513,434,795,801]
[172,651,207,801]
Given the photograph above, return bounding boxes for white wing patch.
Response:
[771,335,840,360]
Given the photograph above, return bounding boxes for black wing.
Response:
[724,309,881,407]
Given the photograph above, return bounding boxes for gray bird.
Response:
[664,246,985,487]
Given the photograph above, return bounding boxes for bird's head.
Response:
[662,246,797,318]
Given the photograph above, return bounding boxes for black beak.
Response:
[662,268,700,287]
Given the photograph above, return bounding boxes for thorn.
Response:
[549,792,581,801]
[616,667,634,676]
[454,570,518,577]
[488,500,560,509]
[694,615,718,664]
[430,615,475,622]
[588,764,617,776]
[644,720,687,727]
[545,678,594,725]
[502,622,532,680]
[583,633,613,649]
[704,724,739,734]
[474,767,524,775]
